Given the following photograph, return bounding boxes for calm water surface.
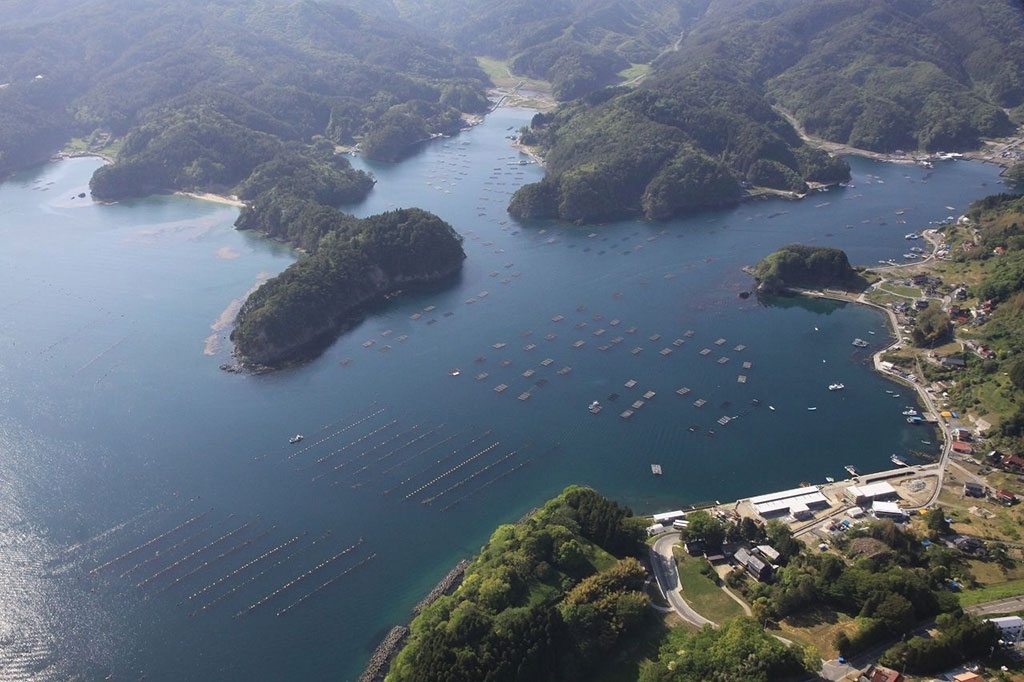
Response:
[0,107,1009,680]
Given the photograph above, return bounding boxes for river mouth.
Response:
[0,110,1008,680]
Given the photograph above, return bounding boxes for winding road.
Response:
[649,532,713,627]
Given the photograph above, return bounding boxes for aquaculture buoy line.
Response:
[153,526,275,598]
[191,531,333,617]
[136,516,255,589]
[344,424,445,481]
[119,519,217,579]
[188,532,305,604]
[383,429,493,496]
[235,537,365,618]
[306,419,399,470]
[316,422,424,480]
[421,447,521,505]
[403,442,499,501]
[439,460,532,513]
[282,405,388,461]
[379,430,462,476]
[275,552,376,617]
[91,506,209,575]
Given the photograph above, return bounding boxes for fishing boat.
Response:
[448,368,461,377]
[902,409,918,416]
[589,401,602,414]
[289,434,304,444]
[807,407,818,411]
[845,465,858,477]
[825,476,835,483]
[852,338,869,348]
[828,383,845,391]
[890,454,909,467]
[768,405,776,411]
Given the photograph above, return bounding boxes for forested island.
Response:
[751,245,866,295]
[232,208,465,368]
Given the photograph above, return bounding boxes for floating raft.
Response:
[592,328,606,337]
[571,340,585,349]
[684,330,695,337]
[492,342,506,349]
[541,358,554,367]
[499,359,512,367]
[362,340,375,348]
[620,410,634,420]
[624,379,638,389]
[715,338,726,345]
[660,348,673,357]
[651,464,662,475]
[544,334,557,341]
[410,313,421,320]
[717,416,732,426]
[551,315,564,322]
[523,343,536,351]
[598,344,611,351]
[632,400,645,409]
[649,334,661,341]
[742,361,753,369]
[517,392,531,401]
[609,319,621,326]
[676,387,691,396]
[630,347,643,355]
[734,344,746,352]
[611,336,624,345]
[693,399,707,407]
[476,372,489,381]
[643,391,656,400]
[717,357,730,364]
[700,348,712,356]
[522,369,535,378]
[574,322,587,329]
[494,384,508,393]
[626,326,638,334]
[557,366,572,375]
[737,375,748,384]
[672,338,685,347]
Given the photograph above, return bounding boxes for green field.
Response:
[618,63,650,83]
[674,550,745,623]
[475,56,551,91]
[959,578,1024,606]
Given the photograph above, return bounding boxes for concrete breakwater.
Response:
[358,626,409,682]
[412,558,470,615]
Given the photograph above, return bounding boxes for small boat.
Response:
[589,401,602,414]
[289,434,304,444]
[852,338,869,348]
[448,368,461,377]
[845,465,858,476]
[807,407,818,411]
[920,440,932,445]
[825,476,835,483]
[868,331,876,335]
[891,454,908,467]
[828,383,845,391]
[902,409,918,416]
[768,405,776,411]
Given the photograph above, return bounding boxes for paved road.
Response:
[967,595,1024,617]
[649,532,714,628]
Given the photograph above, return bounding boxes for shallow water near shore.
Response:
[0,108,1008,680]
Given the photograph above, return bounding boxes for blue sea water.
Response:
[0,107,1009,680]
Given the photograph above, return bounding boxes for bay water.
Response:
[0,107,1008,680]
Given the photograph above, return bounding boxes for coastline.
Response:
[175,191,245,208]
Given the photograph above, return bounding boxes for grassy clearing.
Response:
[618,63,650,83]
[673,551,745,623]
[878,283,922,298]
[475,56,551,92]
[959,578,1024,606]
[771,606,859,659]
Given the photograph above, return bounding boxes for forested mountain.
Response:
[390,0,704,100]
[0,0,488,180]
[505,0,1024,223]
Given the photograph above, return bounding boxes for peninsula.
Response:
[231,208,465,368]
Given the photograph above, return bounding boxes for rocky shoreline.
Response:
[358,558,470,681]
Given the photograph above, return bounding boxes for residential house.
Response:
[860,664,904,682]
[964,481,986,497]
